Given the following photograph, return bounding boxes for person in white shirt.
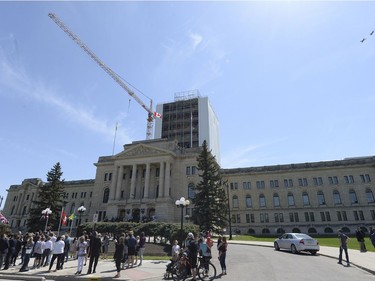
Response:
[41,236,52,267]
[48,236,65,272]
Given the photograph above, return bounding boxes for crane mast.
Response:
[48,13,155,140]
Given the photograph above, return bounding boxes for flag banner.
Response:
[68,213,76,221]
[153,112,162,118]
[0,213,8,224]
[61,210,67,226]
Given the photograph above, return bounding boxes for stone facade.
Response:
[3,138,375,236]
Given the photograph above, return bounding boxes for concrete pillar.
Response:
[115,165,124,200]
[110,167,119,200]
[159,162,165,197]
[144,163,150,198]
[164,161,171,197]
[130,164,137,199]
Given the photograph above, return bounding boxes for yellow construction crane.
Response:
[48,13,158,140]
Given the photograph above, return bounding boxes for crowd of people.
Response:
[0,229,146,279]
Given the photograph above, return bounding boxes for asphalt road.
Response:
[151,244,375,281]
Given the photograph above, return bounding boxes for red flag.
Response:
[0,213,8,224]
[61,210,67,226]
[153,112,162,119]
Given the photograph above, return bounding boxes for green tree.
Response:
[192,140,228,233]
[27,162,65,232]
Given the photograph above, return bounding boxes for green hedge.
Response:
[78,222,199,244]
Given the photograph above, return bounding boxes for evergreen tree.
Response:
[27,162,65,232]
[192,140,228,233]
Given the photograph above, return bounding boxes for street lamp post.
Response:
[41,207,52,233]
[175,197,190,246]
[77,205,86,226]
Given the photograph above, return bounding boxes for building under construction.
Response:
[154,90,221,163]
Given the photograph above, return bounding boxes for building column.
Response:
[164,161,171,197]
[130,164,137,199]
[15,193,23,215]
[144,163,150,198]
[158,162,165,198]
[110,167,119,200]
[115,165,124,200]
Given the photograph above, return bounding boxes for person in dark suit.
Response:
[87,231,101,274]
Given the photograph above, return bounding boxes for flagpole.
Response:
[57,207,64,236]
[112,122,118,155]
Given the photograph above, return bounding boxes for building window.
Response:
[156,168,160,177]
[245,195,252,208]
[338,211,348,221]
[360,174,371,183]
[274,213,279,223]
[344,175,355,184]
[349,190,358,204]
[230,182,238,190]
[317,191,325,205]
[313,177,323,186]
[243,182,251,189]
[326,211,331,221]
[188,183,196,199]
[366,189,375,203]
[320,211,326,222]
[284,179,294,187]
[246,214,250,223]
[260,213,269,223]
[186,166,191,175]
[270,180,279,188]
[192,166,198,175]
[273,194,280,207]
[103,188,110,204]
[302,192,310,205]
[359,210,365,220]
[237,214,241,223]
[259,194,266,207]
[328,176,338,185]
[279,213,284,222]
[289,212,299,223]
[233,195,239,208]
[333,190,342,204]
[353,210,359,221]
[298,178,308,187]
[287,193,295,206]
[256,181,265,189]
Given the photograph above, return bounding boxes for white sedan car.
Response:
[274,233,320,255]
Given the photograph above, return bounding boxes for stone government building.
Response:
[3,94,375,235]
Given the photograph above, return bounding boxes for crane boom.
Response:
[48,13,154,140]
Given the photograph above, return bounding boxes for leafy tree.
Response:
[27,162,65,232]
[192,140,228,233]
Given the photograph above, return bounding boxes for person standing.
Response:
[87,231,101,274]
[356,226,367,252]
[48,236,65,272]
[218,236,227,275]
[5,234,16,270]
[171,240,180,261]
[338,229,350,266]
[185,232,198,281]
[114,236,125,278]
[370,227,375,249]
[75,235,88,275]
[0,234,9,270]
[41,235,52,267]
[19,236,34,272]
[126,231,137,268]
[138,232,146,266]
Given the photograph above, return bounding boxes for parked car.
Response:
[274,233,320,255]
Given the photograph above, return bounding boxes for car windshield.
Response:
[295,234,312,239]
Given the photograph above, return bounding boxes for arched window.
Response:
[324,227,333,234]
[188,183,196,199]
[302,192,310,206]
[341,227,350,233]
[245,195,252,208]
[103,188,110,203]
[366,189,375,203]
[333,190,342,204]
[273,194,280,207]
[349,190,358,204]
[287,193,295,206]
[70,203,75,214]
[308,227,317,234]
[292,228,301,233]
[259,194,266,207]
[262,228,270,234]
[317,191,325,205]
[276,228,285,234]
[247,228,255,234]
[232,195,239,208]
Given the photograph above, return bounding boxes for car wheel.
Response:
[274,242,280,251]
[310,251,317,255]
[291,244,298,254]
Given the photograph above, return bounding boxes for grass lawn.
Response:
[233,235,374,252]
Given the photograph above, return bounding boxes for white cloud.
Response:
[188,30,203,50]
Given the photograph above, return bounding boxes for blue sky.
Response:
[1,1,375,206]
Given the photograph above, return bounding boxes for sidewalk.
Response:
[0,242,373,280]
